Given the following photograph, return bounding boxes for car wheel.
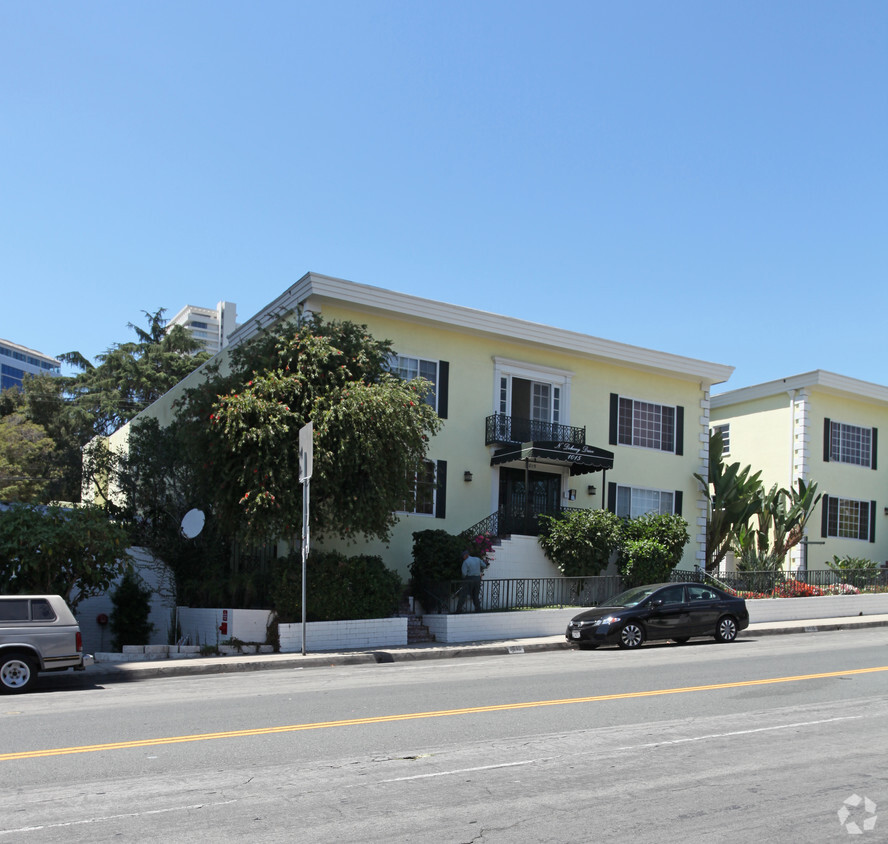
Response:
[715,616,738,643]
[672,637,690,644]
[618,622,645,649]
[0,652,38,694]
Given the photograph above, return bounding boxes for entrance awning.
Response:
[490,441,615,476]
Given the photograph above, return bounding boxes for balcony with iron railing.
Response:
[485,413,586,446]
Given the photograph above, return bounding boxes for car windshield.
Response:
[604,586,660,608]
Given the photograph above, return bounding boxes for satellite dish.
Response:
[180,508,205,539]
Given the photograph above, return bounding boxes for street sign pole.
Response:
[299,422,313,656]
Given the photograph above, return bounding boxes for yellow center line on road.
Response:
[4,665,887,762]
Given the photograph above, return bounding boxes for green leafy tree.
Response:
[0,503,131,609]
[537,508,623,577]
[694,430,763,572]
[0,410,57,502]
[734,479,822,571]
[61,309,211,437]
[0,311,209,505]
[109,569,155,650]
[173,311,443,543]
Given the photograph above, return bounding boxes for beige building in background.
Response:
[710,371,888,571]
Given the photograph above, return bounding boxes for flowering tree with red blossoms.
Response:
[176,311,442,543]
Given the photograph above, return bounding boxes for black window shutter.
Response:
[823,419,831,462]
[674,406,684,455]
[674,490,683,516]
[871,428,878,470]
[436,361,449,419]
[607,481,617,513]
[869,500,876,543]
[435,460,447,519]
[821,495,830,538]
[609,394,619,445]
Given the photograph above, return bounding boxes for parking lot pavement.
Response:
[72,613,888,685]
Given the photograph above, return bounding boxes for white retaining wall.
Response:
[423,608,577,643]
[279,618,408,652]
[746,593,888,623]
[177,607,273,646]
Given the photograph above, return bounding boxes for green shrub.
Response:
[826,554,878,572]
[619,539,672,588]
[272,550,402,623]
[537,509,622,577]
[409,529,466,585]
[619,513,689,567]
[109,569,155,651]
[617,513,689,587]
[826,555,880,589]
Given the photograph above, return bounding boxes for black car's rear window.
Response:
[0,599,57,622]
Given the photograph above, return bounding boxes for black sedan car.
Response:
[566,582,749,650]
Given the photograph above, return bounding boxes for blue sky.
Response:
[2,1,885,391]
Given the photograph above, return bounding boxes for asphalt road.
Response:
[2,628,887,843]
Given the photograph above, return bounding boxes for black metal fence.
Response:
[419,575,623,614]
[671,568,888,596]
[418,568,888,614]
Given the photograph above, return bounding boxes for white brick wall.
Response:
[177,607,273,647]
[423,608,575,643]
[279,617,408,652]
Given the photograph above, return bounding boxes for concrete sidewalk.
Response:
[77,613,888,684]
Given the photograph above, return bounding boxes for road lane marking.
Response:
[0,801,238,837]
[379,759,542,783]
[618,715,863,750]
[3,665,886,762]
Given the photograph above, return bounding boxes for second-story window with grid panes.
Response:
[618,397,676,452]
[391,355,439,411]
[830,422,873,467]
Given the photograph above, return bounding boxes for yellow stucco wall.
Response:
[712,385,888,570]
[111,293,722,578]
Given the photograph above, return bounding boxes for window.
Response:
[714,424,730,454]
[0,599,30,621]
[391,355,448,417]
[825,420,875,468]
[822,495,875,542]
[610,394,684,454]
[613,485,678,518]
[400,459,447,518]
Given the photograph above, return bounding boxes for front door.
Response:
[498,467,561,536]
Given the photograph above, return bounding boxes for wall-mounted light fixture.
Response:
[464,471,473,482]
[587,485,597,496]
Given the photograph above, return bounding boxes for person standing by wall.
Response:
[456,549,488,612]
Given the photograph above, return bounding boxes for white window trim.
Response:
[391,353,441,412]
[615,484,677,518]
[829,420,873,468]
[492,357,573,424]
[827,496,872,542]
[397,459,438,517]
[617,394,678,452]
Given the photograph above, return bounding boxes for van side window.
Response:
[0,600,30,621]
